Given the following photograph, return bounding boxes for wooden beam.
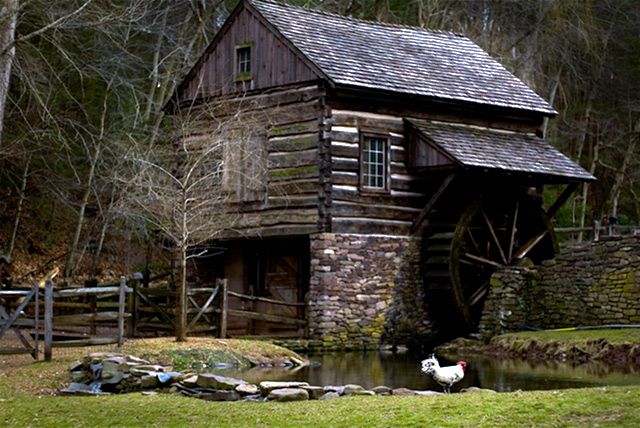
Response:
[44,279,53,362]
[546,182,579,219]
[227,309,308,326]
[220,279,228,339]
[118,276,126,348]
[410,173,455,234]
[187,286,219,332]
[227,290,306,307]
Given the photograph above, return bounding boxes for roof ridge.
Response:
[248,0,466,38]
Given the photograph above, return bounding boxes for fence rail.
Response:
[1,274,308,360]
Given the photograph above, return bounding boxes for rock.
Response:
[302,386,325,399]
[319,391,341,400]
[197,374,247,390]
[140,374,159,389]
[181,375,199,388]
[70,371,89,383]
[267,388,309,402]
[372,386,391,395]
[414,390,441,395]
[460,386,497,393]
[259,381,310,395]
[201,390,241,401]
[323,385,344,395]
[157,372,182,385]
[392,388,416,396]
[289,356,309,367]
[242,394,264,402]
[343,384,365,395]
[102,357,129,379]
[69,360,84,372]
[141,391,158,396]
[236,384,259,396]
[353,390,375,396]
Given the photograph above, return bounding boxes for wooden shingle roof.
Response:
[249,0,556,115]
[407,119,595,181]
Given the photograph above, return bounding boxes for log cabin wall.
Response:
[176,83,327,239]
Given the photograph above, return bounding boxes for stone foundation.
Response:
[307,233,433,350]
[479,236,640,338]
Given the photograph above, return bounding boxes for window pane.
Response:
[362,136,386,189]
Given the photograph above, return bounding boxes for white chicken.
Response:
[421,354,466,393]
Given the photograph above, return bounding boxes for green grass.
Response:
[2,385,639,427]
[2,335,640,427]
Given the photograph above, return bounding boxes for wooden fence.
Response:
[1,275,306,361]
[555,222,640,242]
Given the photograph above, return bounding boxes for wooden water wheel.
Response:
[423,191,558,336]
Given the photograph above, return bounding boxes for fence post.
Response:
[118,276,126,348]
[220,279,228,339]
[44,279,53,362]
[130,272,142,338]
[34,283,39,360]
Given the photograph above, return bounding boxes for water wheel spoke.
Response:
[463,252,504,269]
[508,201,519,262]
[469,279,491,306]
[466,228,480,255]
[513,230,548,260]
[481,207,508,265]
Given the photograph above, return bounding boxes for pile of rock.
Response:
[60,352,441,402]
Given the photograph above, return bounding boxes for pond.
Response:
[206,352,640,393]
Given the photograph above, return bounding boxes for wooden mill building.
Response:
[165,0,594,346]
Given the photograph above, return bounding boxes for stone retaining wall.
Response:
[307,233,433,350]
[479,236,640,338]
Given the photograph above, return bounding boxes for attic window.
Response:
[360,134,389,191]
[236,43,253,81]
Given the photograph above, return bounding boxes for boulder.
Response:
[302,386,325,400]
[201,390,241,401]
[102,357,129,379]
[319,391,341,400]
[140,374,159,389]
[392,388,416,396]
[267,388,309,402]
[343,384,365,396]
[353,390,375,396]
[236,384,259,396]
[372,386,391,395]
[181,375,199,388]
[197,374,247,390]
[259,381,310,395]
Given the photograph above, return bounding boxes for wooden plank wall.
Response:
[181,7,319,102]
[328,109,430,235]
[179,84,325,238]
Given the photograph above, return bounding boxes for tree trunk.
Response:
[6,156,30,263]
[0,0,18,147]
[608,118,640,218]
[64,144,101,278]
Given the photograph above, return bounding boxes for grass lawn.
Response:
[1,333,640,427]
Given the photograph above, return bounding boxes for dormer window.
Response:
[236,43,253,81]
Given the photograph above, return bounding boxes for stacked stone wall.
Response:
[307,233,433,350]
[479,236,640,338]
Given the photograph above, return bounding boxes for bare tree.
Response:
[119,98,267,341]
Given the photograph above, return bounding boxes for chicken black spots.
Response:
[421,354,466,394]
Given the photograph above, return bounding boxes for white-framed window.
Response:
[360,134,389,191]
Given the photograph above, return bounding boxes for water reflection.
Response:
[205,352,640,393]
